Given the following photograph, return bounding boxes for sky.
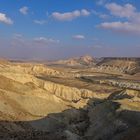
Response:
[0,0,140,60]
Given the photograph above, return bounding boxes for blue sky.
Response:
[0,0,140,60]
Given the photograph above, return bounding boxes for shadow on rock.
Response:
[0,98,140,140]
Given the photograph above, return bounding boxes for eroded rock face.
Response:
[95,58,140,75]
[0,60,139,140]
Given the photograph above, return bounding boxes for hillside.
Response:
[95,57,140,75]
[48,55,95,67]
[0,59,139,139]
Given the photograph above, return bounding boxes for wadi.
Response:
[0,56,139,140]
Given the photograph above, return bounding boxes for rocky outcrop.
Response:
[43,80,110,103]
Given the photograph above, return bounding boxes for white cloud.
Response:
[0,13,13,24]
[100,22,140,34]
[13,33,23,39]
[34,37,60,44]
[105,3,136,18]
[81,9,90,16]
[52,9,90,21]
[99,14,110,19]
[73,35,85,40]
[99,3,140,35]
[34,20,47,25]
[19,6,29,15]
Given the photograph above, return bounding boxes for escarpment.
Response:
[94,57,140,75]
[0,59,139,140]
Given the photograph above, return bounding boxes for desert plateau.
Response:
[0,56,139,140]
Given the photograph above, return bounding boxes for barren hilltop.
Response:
[0,56,140,140]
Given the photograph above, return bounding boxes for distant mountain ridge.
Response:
[48,55,95,66]
[47,56,140,75]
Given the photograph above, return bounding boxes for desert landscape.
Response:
[0,56,139,140]
[1,0,140,139]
